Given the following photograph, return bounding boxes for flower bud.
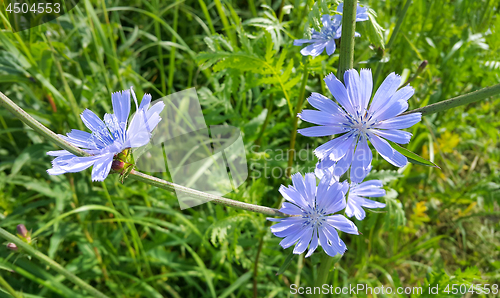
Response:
[112,160,125,171]
[418,60,428,72]
[17,224,28,238]
[6,243,17,251]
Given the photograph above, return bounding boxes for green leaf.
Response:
[388,141,440,168]
[276,250,296,276]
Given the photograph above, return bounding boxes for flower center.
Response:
[305,208,327,229]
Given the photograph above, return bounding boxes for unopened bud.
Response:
[112,160,125,171]
[7,243,18,251]
[17,224,28,238]
[418,60,428,72]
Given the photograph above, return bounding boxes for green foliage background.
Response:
[0,0,499,297]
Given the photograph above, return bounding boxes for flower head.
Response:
[268,172,358,257]
[47,87,165,181]
[294,3,368,57]
[298,69,422,182]
[315,167,386,221]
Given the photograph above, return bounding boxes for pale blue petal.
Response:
[47,150,71,157]
[346,197,366,220]
[321,14,332,27]
[270,218,304,233]
[374,113,422,130]
[63,130,94,148]
[291,173,312,208]
[372,129,412,144]
[298,110,346,126]
[54,155,101,173]
[351,180,385,197]
[314,131,356,160]
[91,154,113,182]
[80,109,107,134]
[139,94,152,110]
[279,185,306,207]
[326,40,336,55]
[356,4,369,21]
[280,226,310,249]
[305,229,319,257]
[368,133,407,167]
[293,227,313,254]
[360,197,386,208]
[359,69,373,113]
[111,90,131,125]
[298,125,347,137]
[368,73,401,115]
[324,73,357,115]
[307,92,347,118]
[294,39,313,46]
[304,173,317,206]
[274,221,304,238]
[322,183,347,214]
[321,225,347,256]
[327,215,358,234]
[350,136,372,183]
[344,69,362,114]
[280,202,305,215]
[300,41,328,57]
[374,100,409,121]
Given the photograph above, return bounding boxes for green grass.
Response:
[1,0,500,297]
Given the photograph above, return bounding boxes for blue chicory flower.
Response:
[293,3,368,57]
[298,69,422,183]
[47,87,165,181]
[315,166,386,221]
[268,172,359,257]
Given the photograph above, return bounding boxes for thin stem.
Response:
[129,171,287,216]
[372,0,412,85]
[314,253,341,298]
[0,274,22,298]
[0,92,89,157]
[0,91,287,217]
[0,227,110,298]
[337,0,357,80]
[403,83,500,116]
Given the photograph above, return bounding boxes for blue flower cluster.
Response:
[294,3,368,57]
[269,68,421,257]
[270,1,422,257]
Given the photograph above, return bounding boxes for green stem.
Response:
[337,0,357,80]
[129,170,286,216]
[214,0,237,47]
[167,1,179,94]
[404,83,500,116]
[0,274,22,298]
[313,2,357,296]
[372,0,412,85]
[0,228,110,298]
[0,91,288,217]
[0,92,89,157]
[314,253,341,298]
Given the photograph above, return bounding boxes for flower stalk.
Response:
[0,91,287,217]
[337,0,358,80]
[0,227,110,298]
[404,83,500,116]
